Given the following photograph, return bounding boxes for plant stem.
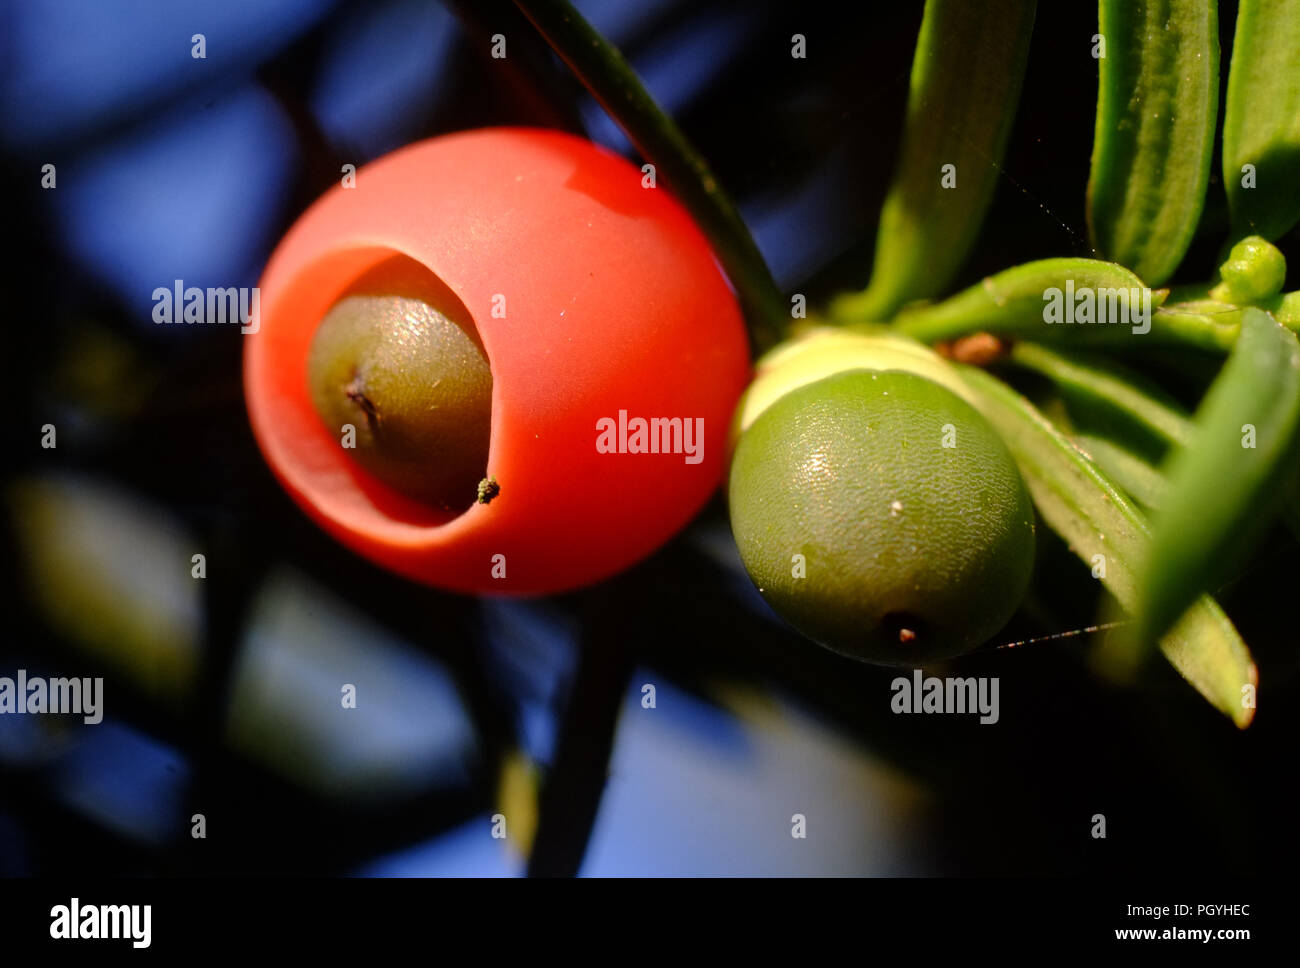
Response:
[512,0,787,351]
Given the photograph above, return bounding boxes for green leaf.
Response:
[885,254,1296,352]
[959,365,1256,727]
[1073,434,1169,509]
[1003,341,1186,507]
[1145,302,1244,352]
[1222,0,1300,241]
[1087,0,1219,285]
[1262,291,1300,327]
[890,258,1174,344]
[1007,342,1193,448]
[1133,308,1300,646]
[1010,339,1300,544]
[832,0,1037,322]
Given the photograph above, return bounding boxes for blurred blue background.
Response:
[1,0,1293,878]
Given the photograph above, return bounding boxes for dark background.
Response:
[0,0,1294,876]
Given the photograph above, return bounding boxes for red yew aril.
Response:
[244,127,750,594]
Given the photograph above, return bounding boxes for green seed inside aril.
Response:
[307,259,493,510]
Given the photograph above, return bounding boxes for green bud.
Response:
[1210,235,1288,305]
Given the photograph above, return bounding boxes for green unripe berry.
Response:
[729,368,1035,664]
[1210,235,1288,305]
[307,259,493,510]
